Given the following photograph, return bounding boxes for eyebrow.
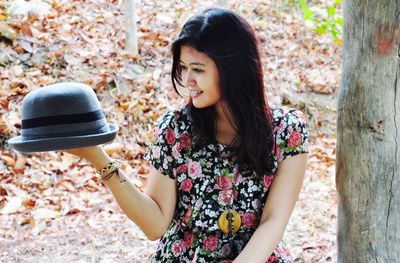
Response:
[179,61,206,66]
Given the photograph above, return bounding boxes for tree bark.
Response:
[337,0,400,262]
[124,0,138,55]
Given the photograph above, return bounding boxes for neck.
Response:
[215,103,237,145]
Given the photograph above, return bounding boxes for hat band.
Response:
[22,110,104,129]
[22,124,111,140]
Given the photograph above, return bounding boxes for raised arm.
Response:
[64,145,177,241]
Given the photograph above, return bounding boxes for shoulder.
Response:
[270,106,307,132]
[270,106,309,162]
[153,106,191,137]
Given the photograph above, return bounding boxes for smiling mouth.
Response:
[190,90,203,97]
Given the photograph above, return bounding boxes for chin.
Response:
[191,99,212,109]
[189,97,219,109]
[192,102,206,109]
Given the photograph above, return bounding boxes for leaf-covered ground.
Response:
[0,0,339,262]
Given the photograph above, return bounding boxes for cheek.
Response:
[204,81,220,98]
[211,78,221,98]
[213,85,221,99]
[211,71,221,96]
[204,74,220,95]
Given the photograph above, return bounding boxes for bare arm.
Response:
[64,145,177,241]
[233,153,308,263]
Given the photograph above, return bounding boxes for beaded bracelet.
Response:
[101,167,118,181]
[96,160,127,184]
[97,161,115,176]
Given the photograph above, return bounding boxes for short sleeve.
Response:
[143,110,185,180]
[275,109,309,162]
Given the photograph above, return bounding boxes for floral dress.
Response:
[143,106,309,263]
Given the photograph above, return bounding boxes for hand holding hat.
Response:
[8,82,119,153]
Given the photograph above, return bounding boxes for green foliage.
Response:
[299,0,343,44]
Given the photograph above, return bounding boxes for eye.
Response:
[179,65,187,71]
[193,68,204,73]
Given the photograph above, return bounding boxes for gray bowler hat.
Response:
[8,82,119,152]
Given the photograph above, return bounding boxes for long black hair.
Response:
[171,8,274,178]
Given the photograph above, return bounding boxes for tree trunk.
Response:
[124,0,138,55]
[336,0,400,262]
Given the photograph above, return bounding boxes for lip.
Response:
[189,89,203,98]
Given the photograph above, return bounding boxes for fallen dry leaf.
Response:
[1,196,23,214]
[0,0,340,261]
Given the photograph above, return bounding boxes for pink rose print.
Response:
[242,212,258,229]
[188,160,202,178]
[180,133,191,150]
[262,175,274,190]
[216,176,232,190]
[183,207,192,223]
[275,247,291,260]
[277,121,285,134]
[203,235,219,252]
[218,190,233,206]
[184,232,194,248]
[191,249,198,263]
[267,255,280,263]
[233,189,238,200]
[171,240,185,256]
[233,170,243,184]
[181,178,193,192]
[152,146,161,159]
[152,127,159,141]
[274,143,281,161]
[288,131,302,147]
[172,143,182,160]
[165,128,176,145]
[177,164,187,174]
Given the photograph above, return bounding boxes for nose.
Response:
[182,70,194,87]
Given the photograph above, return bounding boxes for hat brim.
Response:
[8,123,119,153]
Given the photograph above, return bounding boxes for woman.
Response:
[65,8,308,263]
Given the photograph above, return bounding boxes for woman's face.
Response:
[179,45,221,109]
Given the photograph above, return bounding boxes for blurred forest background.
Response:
[0,0,340,262]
